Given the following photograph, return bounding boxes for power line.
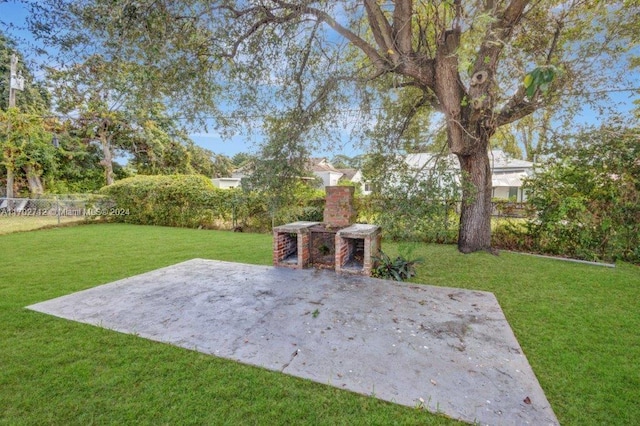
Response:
[6,87,639,123]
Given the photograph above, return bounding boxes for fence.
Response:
[491,201,530,218]
[0,196,112,227]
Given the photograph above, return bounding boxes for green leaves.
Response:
[371,251,423,282]
[523,66,558,100]
[523,125,640,264]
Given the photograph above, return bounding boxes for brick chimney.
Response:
[323,186,356,227]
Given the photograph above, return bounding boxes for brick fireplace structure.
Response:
[273,186,381,276]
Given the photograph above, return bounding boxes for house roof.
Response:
[488,150,533,170]
[337,168,358,180]
[492,172,528,187]
[405,150,533,171]
[307,158,341,173]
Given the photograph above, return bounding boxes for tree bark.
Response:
[100,132,115,186]
[457,149,493,253]
[23,165,44,195]
[6,167,15,199]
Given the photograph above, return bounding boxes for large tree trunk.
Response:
[100,133,115,186]
[457,149,493,253]
[6,167,15,199]
[23,165,44,195]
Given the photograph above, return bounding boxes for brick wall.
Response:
[299,232,311,267]
[272,225,314,269]
[335,234,350,269]
[273,232,297,266]
[323,186,356,227]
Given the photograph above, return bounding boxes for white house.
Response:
[307,158,344,187]
[405,150,533,202]
[214,158,370,194]
[211,177,242,189]
[337,168,372,195]
[488,151,533,202]
[211,165,250,189]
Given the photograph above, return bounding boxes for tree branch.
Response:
[217,7,301,59]
[294,21,320,111]
[545,19,563,65]
[495,86,541,126]
[271,0,388,72]
[472,0,530,74]
[498,6,562,127]
[363,0,395,53]
[392,0,413,55]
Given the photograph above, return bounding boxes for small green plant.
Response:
[371,251,423,281]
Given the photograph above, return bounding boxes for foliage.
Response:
[0,32,54,196]
[100,174,325,231]
[101,174,231,228]
[523,66,559,100]
[522,125,640,264]
[243,126,325,228]
[371,250,423,282]
[230,152,255,168]
[130,117,232,178]
[236,181,325,231]
[19,1,640,252]
[47,56,147,186]
[0,108,56,195]
[331,154,365,169]
[491,218,534,252]
[46,126,125,193]
[360,151,460,243]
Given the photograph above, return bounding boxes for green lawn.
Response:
[1,224,638,425]
[0,215,86,235]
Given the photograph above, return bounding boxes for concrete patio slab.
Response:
[27,259,557,425]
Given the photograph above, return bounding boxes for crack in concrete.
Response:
[281,348,300,372]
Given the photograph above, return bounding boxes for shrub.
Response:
[358,153,460,244]
[101,174,235,228]
[492,219,534,252]
[371,250,423,281]
[100,175,327,232]
[521,126,640,264]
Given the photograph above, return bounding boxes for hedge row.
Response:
[101,175,227,228]
[99,174,638,265]
[100,174,323,231]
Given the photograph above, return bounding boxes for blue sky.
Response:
[2,1,638,160]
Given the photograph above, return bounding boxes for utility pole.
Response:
[9,53,22,108]
[5,53,23,200]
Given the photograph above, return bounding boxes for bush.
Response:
[371,250,423,281]
[492,219,534,252]
[101,174,235,228]
[357,194,459,244]
[518,126,640,264]
[100,175,327,231]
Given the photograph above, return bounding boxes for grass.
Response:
[0,215,86,235]
[1,224,639,425]
[0,224,458,426]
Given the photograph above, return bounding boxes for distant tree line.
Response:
[1,32,239,196]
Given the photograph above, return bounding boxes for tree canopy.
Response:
[19,1,640,252]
